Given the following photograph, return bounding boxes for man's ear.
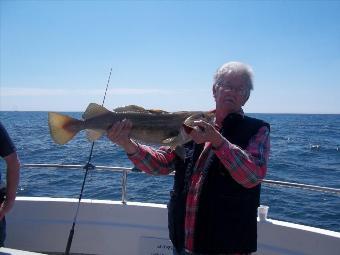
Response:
[213,85,217,99]
[242,92,250,106]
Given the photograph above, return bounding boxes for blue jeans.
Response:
[0,217,6,247]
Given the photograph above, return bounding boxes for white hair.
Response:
[213,61,254,92]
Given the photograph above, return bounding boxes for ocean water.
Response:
[0,111,339,232]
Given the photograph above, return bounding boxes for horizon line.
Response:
[1,110,339,115]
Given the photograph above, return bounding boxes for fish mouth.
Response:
[182,124,194,134]
[182,123,205,134]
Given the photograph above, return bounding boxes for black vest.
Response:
[168,114,270,254]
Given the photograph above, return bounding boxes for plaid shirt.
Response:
[129,125,270,254]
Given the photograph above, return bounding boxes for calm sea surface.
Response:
[0,111,339,232]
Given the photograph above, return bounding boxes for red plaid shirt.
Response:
[129,125,270,254]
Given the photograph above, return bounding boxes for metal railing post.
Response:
[121,169,128,204]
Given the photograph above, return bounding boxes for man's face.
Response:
[213,74,248,113]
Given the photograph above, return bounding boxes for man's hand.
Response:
[0,199,15,220]
[189,120,224,148]
[107,119,139,155]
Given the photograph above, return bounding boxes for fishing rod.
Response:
[65,68,112,255]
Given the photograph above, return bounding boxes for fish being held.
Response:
[48,103,215,149]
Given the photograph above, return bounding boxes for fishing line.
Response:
[65,68,112,255]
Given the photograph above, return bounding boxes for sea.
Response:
[0,111,339,232]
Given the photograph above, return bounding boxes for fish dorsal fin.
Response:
[83,103,110,120]
[86,129,105,141]
[148,109,169,114]
[114,105,149,113]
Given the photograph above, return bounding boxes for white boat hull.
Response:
[5,197,340,255]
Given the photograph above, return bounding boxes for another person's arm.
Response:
[0,152,20,220]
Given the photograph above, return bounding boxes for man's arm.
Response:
[213,126,270,188]
[128,144,177,175]
[107,119,177,175]
[0,151,20,220]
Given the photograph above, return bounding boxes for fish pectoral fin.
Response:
[162,137,177,144]
[83,103,111,120]
[86,129,105,141]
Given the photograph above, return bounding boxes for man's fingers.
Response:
[107,119,133,143]
[193,120,209,127]
[115,119,127,134]
[126,120,133,129]
[188,120,218,145]
[189,128,205,144]
[193,120,213,132]
[108,121,120,133]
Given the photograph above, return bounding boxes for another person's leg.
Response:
[173,247,186,255]
[0,217,6,247]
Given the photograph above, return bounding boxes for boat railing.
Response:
[22,163,340,204]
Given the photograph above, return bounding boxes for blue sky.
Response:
[1,0,339,113]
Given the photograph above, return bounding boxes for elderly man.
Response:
[0,122,20,247]
[107,61,270,254]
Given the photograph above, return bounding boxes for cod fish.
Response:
[48,103,215,150]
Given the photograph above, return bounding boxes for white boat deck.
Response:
[0,247,46,255]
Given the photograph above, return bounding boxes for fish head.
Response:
[182,111,215,134]
[167,111,215,158]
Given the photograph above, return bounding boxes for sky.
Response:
[1,0,340,114]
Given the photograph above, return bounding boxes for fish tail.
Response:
[48,112,82,145]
